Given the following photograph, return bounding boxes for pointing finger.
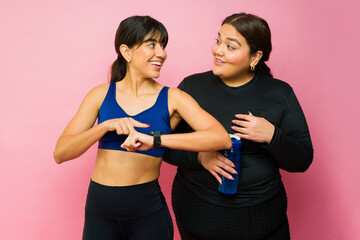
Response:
[234,114,251,121]
[129,118,150,128]
[124,118,135,132]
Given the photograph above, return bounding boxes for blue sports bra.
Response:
[98,82,172,157]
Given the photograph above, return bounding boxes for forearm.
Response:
[264,127,313,172]
[163,148,201,168]
[53,123,108,164]
[162,119,202,168]
[161,130,231,152]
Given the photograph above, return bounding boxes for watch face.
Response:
[151,131,162,149]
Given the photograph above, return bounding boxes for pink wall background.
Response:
[1,0,359,239]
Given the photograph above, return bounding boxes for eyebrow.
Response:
[143,38,158,43]
[218,32,241,46]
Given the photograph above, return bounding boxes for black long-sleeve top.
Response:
[164,71,313,207]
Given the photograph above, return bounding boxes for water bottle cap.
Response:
[229,134,241,148]
[229,134,240,140]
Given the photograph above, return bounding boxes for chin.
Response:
[153,72,161,78]
[212,67,222,77]
[150,73,161,79]
[144,71,160,79]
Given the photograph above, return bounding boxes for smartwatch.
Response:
[150,131,162,149]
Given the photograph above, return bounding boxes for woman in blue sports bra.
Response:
[53,16,231,240]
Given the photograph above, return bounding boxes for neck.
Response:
[119,72,157,97]
[220,72,255,87]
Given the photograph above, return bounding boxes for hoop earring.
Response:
[250,66,255,71]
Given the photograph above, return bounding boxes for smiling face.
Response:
[125,33,167,80]
[212,24,257,84]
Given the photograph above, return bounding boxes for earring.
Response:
[250,66,255,71]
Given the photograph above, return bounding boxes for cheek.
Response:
[211,44,218,56]
[226,52,249,65]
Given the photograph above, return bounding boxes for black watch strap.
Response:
[150,131,162,149]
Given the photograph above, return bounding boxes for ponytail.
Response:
[256,61,272,77]
[110,55,127,83]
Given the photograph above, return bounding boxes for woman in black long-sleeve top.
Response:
[164,13,313,240]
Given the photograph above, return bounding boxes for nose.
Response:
[155,45,166,59]
[212,43,224,57]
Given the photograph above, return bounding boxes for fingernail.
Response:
[233,170,238,174]
[230,176,234,180]
[132,150,136,152]
[146,124,150,126]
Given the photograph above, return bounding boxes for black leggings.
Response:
[83,179,173,240]
[172,174,290,240]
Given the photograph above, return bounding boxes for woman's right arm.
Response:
[53,84,108,164]
[53,84,148,164]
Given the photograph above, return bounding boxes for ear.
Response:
[119,44,132,63]
[251,51,263,67]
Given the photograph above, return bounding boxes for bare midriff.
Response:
[91,149,162,186]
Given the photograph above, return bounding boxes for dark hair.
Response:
[110,16,168,83]
[222,13,273,77]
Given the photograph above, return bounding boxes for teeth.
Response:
[150,61,162,66]
[216,59,224,63]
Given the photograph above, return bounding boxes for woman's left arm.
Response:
[232,90,313,172]
[162,88,231,151]
[122,88,231,152]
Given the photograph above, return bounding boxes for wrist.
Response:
[100,119,112,132]
[197,152,204,165]
[150,131,162,149]
[267,125,275,144]
[97,121,111,133]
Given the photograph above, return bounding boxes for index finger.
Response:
[234,114,251,121]
[129,118,150,128]
[124,118,136,132]
[217,154,236,168]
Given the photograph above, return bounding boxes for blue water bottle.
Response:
[218,134,242,195]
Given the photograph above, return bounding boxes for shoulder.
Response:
[168,87,197,107]
[256,73,293,95]
[82,83,110,107]
[183,70,214,81]
[89,82,109,92]
[168,87,190,99]
[179,70,215,91]
[86,83,109,99]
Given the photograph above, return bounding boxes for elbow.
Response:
[286,163,311,173]
[224,135,232,149]
[53,154,63,164]
[53,149,65,164]
[284,155,313,173]
[216,132,232,150]
[300,156,313,172]
[298,150,314,172]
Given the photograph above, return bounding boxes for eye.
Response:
[227,45,235,50]
[148,43,155,48]
[215,38,221,44]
